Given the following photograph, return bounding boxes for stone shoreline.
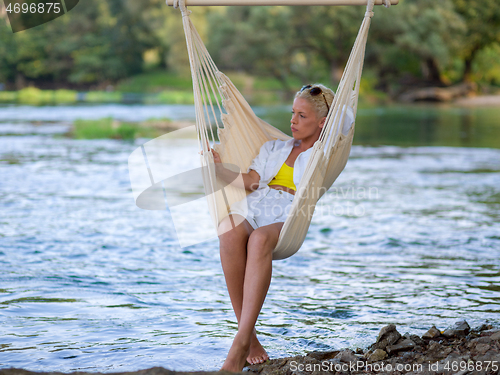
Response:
[1,320,499,375]
[248,320,500,375]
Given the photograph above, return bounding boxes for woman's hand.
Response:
[200,143,260,191]
[211,148,221,164]
[200,141,221,163]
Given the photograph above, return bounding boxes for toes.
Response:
[247,354,269,365]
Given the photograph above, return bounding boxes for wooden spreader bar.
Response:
[167,0,398,6]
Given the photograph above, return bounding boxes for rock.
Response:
[473,350,500,368]
[473,323,494,332]
[443,320,470,338]
[427,341,443,352]
[435,353,471,375]
[475,343,491,355]
[422,325,441,339]
[491,331,500,341]
[306,350,339,361]
[333,349,358,363]
[468,329,500,345]
[469,336,491,346]
[386,339,416,355]
[404,332,425,346]
[372,324,401,350]
[424,342,453,362]
[367,348,387,362]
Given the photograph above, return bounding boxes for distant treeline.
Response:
[1,0,499,95]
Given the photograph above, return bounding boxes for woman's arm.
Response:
[210,148,260,192]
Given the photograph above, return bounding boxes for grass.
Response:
[115,69,302,105]
[71,117,179,140]
[151,90,195,104]
[0,69,391,106]
[0,88,79,104]
[116,70,194,93]
[0,91,18,102]
[85,91,123,103]
[73,118,116,139]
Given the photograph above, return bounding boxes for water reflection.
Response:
[258,104,500,149]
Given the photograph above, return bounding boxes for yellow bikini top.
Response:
[268,162,296,191]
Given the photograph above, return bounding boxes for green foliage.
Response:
[18,87,53,104]
[116,70,193,93]
[154,90,194,104]
[0,88,76,104]
[208,7,295,90]
[358,70,390,104]
[369,0,466,85]
[73,118,115,139]
[1,0,499,96]
[0,0,169,86]
[115,123,138,140]
[85,91,123,103]
[472,43,500,86]
[452,0,500,81]
[54,90,78,103]
[72,117,170,140]
[0,91,17,102]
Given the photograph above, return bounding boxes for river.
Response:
[0,103,499,372]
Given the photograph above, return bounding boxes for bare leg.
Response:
[218,215,268,365]
[221,222,283,372]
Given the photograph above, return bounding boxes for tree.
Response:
[0,0,169,88]
[287,5,364,84]
[452,0,500,82]
[207,5,365,92]
[207,6,296,91]
[369,0,465,86]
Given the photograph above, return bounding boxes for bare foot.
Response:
[247,331,269,365]
[221,333,251,372]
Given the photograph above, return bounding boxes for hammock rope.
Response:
[171,0,385,259]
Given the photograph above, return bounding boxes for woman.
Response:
[210,84,347,372]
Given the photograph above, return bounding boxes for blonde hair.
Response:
[294,83,334,119]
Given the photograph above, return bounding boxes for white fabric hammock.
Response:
[172,0,388,259]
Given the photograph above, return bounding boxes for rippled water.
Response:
[0,104,499,372]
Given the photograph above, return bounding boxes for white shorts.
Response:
[228,186,294,230]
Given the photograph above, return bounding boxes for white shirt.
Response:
[247,137,312,190]
[248,106,355,189]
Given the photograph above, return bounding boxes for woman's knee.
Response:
[247,226,280,259]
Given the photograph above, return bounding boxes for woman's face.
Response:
[290,97,325,142]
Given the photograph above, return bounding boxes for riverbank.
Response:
[454,95,500,107]
[1,320,498,375]
[248,320,500,375]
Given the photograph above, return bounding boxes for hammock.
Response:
[168,0,389,259]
